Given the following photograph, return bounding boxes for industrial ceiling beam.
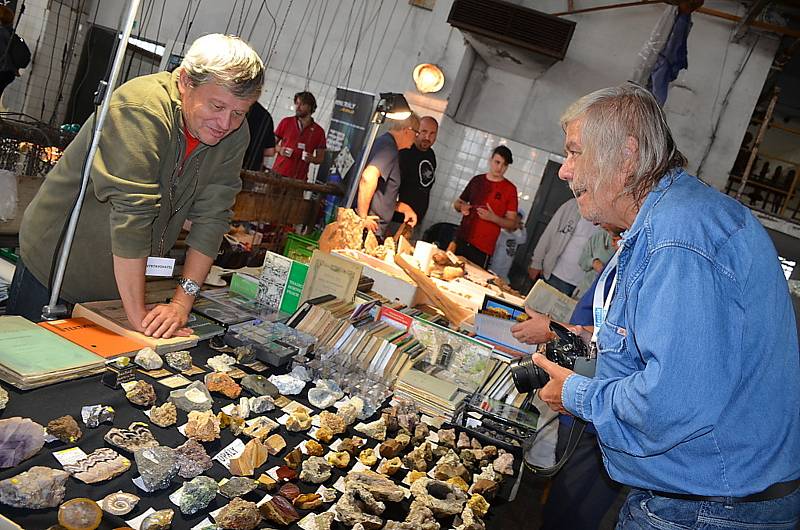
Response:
[733,0,773,42]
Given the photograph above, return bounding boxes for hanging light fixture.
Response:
[413,63,445,93]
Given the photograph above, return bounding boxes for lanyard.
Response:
[591,247,622,347]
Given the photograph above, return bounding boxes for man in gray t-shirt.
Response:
[356,114,420,236]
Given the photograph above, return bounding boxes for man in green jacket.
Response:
[8,34,264,339]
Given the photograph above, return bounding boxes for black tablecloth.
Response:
[0,343,514,529]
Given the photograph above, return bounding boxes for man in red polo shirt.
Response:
[273,91,327,180]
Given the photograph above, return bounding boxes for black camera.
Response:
[511,321,592,393]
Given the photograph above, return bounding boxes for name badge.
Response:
[297,142,306,151]
[145,257,175,277]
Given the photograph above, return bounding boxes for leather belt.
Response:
[651,478,800,504]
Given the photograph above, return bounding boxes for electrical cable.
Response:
[257,1,278,66]
[48,0,89,124]
[180,0,203,56]
[224,0,239,34]
[344,1,369,88]
[305,0,331,87]
[164,0,191,63]
[372,2,412,93]
[267,0,312,114]
[522,419,587,478]
[308,0,340,80]
[360,0,384,90]
[246,0,267,42]
[363,0,396,87]
[150,0,164,74]
[41,0,64,122]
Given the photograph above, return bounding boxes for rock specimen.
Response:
[395,433,411,450]
[407,470,427,484]
[482,446,498,459]
[454,505,485,530]
[125,380,157,407]
[493,451,515,475]
[247,395,276,413]
[259,494,300,526]
[377,457,402,476]
[148,402,177,428]
[304,439,324,457]
[308,511,335,530]
[63,448,131,484]
[80,405,114,428]
[174,438,213,479]
[216,497,262,530]
[277,465,298,481]
[411,478,468,517]
[169,381,213,412]
[469,479,498,498]
[293,492,323,510]
[474,464,500,484]
[337,397,363,425]
[220,477,259,499]
[180,475,219,515]
[240,374,279,397]
[134,446,178,491]
[335,486,385,529]
[134,347,162,370]
[278,482,301,501]
[229,439,268,476]
[318,411,346,435]
[299,456,332,484]
[218,411,245,436]
[384,500,440,530]
[104,422,159,453]
[268,374,306,395]
[57,497,102,530]
[286,410,312,432]
[413,423,430,444]
[205,371,242,399]
[100,491,139,516]
[185,410,221,442]
[0,466,69,508]
[140,508,174,530]
[327,451,350,469]
[359,448,378,466]
[283,447,303,469]
[467,494,490,518]
[319,487,337,503]
[378,439,404,459]
[438,428,456,448]
[265,434,286,455]
[242,416,278,441]
[307,379,344,409]
[256,473,278,492]
[0,386,9,411]
[433,450,470,482]
[343,470,406,502]
[339,437,363,456]
[448,477,470,493]
[165,350,193,371]
[354,417,387,441]
[403,442,432,472]
[207,353,237,373]
[234,344,256,364]
[457,432,472,450]
[315,426,334,443]
[0,417,45,467]
[47,415,82,443]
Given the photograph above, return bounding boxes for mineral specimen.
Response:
[359,448,378,466]
[277,465,298,482]
[278,482,301,501]
[309,511,335,530]
[265,433,286,455]
[377,457,402,476]
[410,478,468,517]
[0,386,8,411]
[354,417,387,441]
[134,347,162,370]
[180,475,219,515]
[256,473,278,492]
[327,451,350,469]
[259,494,300,526]
[447,477,470,492]
[247,395,276,413]
[216,497,261,530]
[384,500,440,530]
[58,497,102,530]
[242,416,278,441]
[467,494,490,518]
[63,448,131,484]
[343,470,406,502]
[433,450,469,482]
[104,422,159,453]
[100,491,139,516]
[438,429,456,448]
[304,439,324,456]
[378,439,404,459]
[454,505,485,530]
[81,405,114,428]
[229,439,268,476]
[217,411,245,436]
[339,437,363,456]
[493,451,514,475]
[285,410,312,432]
[337,397,363,425]
[148,402,177,428]
[0,466,69,508]
[47,415,82,443]
[299,456,332,484]
[220,477,259,499]
[457,432,472,450]
[413,423,430,444]
[241,374,279,397]
[407,470,427,484]
[140,508,174,530]
[293,493,323,510]
[205,371,242,399]
[234,344,256,364]
[395,433,411,450]
[307,379,344,409]
[207,353,237,373]
[319,487,337,503]
[469,479,498,498]
[0,417,45,467]
[482,446,498,459]
[403,442,432,472]
[284,447,303,469]
[318,411,346,435]
[125,380,157,407]
[268,373,305,395]
[169,381,213,412]
[315,426,334,443]
[474,464,500,484]
[335,487,384,529]
[134,446,178,491]
[165,350,193,371]
[185,410,221,442]
[174,438,213,479]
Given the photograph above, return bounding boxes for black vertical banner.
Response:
[318,87,374,223]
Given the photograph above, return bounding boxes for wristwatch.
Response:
[177,276,201,297]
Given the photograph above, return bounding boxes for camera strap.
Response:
[590,248,621,349]
[522,418,588,478]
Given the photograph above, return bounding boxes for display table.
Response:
[0,341,518,529]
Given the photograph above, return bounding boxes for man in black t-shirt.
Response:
[396,116,438,227]
[242,101,276,170]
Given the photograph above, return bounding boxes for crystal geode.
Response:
[0,466,69,508]
[307,379,344,409]
[47,415,82,443]
[169,381,213,412]
[134,446,178,491]
[179,475,219,515]
[57,497,102,530]
[174,438,213,479]
[0,416,45,467]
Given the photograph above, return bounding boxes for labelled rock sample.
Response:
[207,353,236,373]
[354,417,387,441]
[165,350,193,371]
[493,451,515,475]
[410,478,468,517]
[315,426,334,444]
[205,371,242,399]
[259,494,300,526]
[100,491,139,516]
[169,381,213,412]
[80,405,114,428]
[229,439,268,476]
[335,486,385,529]
[220,476,259,499]
[279,482,301,501]
[140,508,174,530]
[242,416,278,441]
[148,402,177,428]
[174,438,213,479]
[307,379,344,409]
[180,475,219,515]
[125,380,157,407]
[185,410,221,442]
[241,374,279,398]
[134,347,162,370]
[286,410,312,432]
[268,374,306,395]
[344,470,406,502]
[0,466,69,508]
[47,415,82,443]
[57,497,103,530]
[337,397,363,426]
[0,417,45,467]
[264,434,286,455]
[294,493,323,510]
[218,411,245,436]
[327,451,350,469]
[135,446,178,491]
[304,439,324,457]
[284,447,304,469]
[359,448,378,467]
[63,448,131,484]
[104,422,159,453]
[377,457,402,476]
[318,411,346,435]
[247,395,276,413]
[299,456,332,484]
[217,497,261,530]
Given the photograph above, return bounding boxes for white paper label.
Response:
[168,485,185,506]
[53,447,88,466]
[126,507,156,530]
[191,518,214,530]
[145,256,175,277]
[212,438,246,470]
[132,476,156,493]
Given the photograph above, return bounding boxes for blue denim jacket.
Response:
[563,170,800,496]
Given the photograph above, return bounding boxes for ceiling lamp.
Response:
[413,63,445,93]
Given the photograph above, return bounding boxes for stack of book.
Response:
[394,368,469,418]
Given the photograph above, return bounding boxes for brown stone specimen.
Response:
[327,451,350,469]
[47,415,82,443]
[283,447,303,469]
[259,494,300,526]
[315,426,334,443]
[125,380,157,407]
[148,402,177,428]
[204,372,242,399]
[304,439,324,456]
[264,434,286,455]
[276,465,297,482]
[278,483,301,501]
[185,410,220,442]
[229,439,268,476]
[216,497,261,530]
[318,411,346,435]
[293,493,323,510]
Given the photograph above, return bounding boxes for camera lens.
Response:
[510,356,549,393]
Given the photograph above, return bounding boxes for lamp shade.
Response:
[413,63,445,93]
[377,92,412,121]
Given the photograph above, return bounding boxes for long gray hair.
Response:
[561,84,686,205]
[180,34,264,99]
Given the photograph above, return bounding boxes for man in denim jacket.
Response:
[534,84,800,529]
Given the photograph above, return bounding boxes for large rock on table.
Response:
[0,466,69,508]
[0,417,45,467]
[134,446,178,491]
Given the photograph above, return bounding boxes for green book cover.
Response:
[279,261,309,314]
[230,272,259,300]
[0,316,104,377]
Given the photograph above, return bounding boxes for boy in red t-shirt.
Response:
[453,145,519,269]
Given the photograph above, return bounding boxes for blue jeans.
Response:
[616,488,800,529]
[5,258,69,322]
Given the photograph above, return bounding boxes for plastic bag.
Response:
[0,170,18,222]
